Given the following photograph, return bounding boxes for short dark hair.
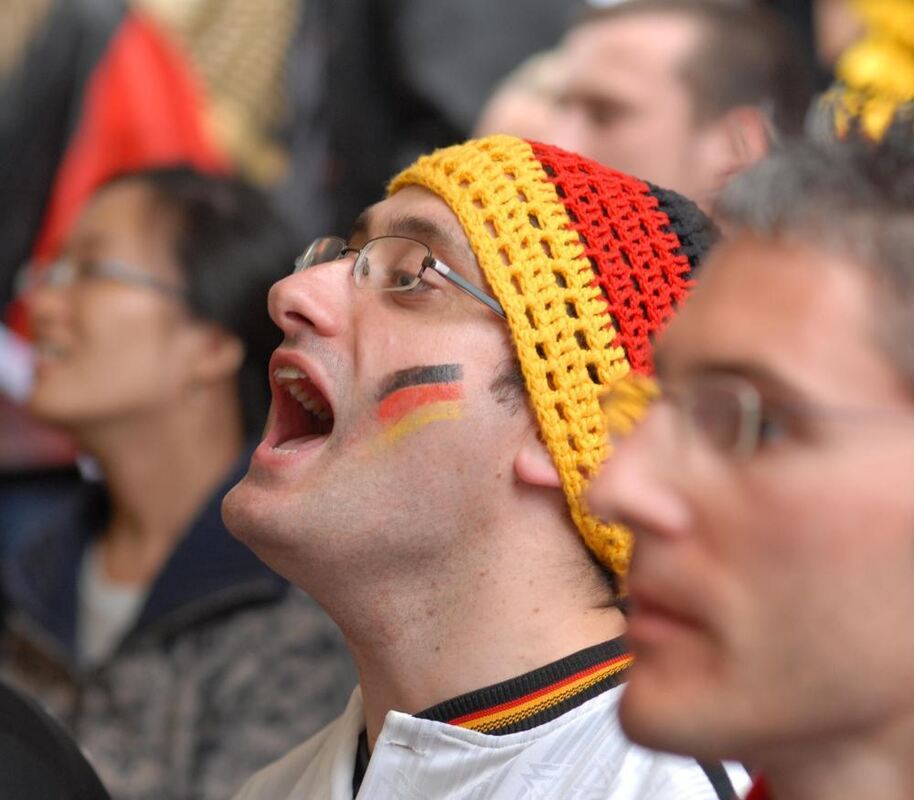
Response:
[104,166,299,436]
[577,0,814,138]
[716,106,914,388]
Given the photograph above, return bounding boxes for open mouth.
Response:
[270,366,334,452]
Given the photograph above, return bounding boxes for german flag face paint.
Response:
[376,364,464,444]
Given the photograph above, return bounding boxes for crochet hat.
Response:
[389,135,715,578]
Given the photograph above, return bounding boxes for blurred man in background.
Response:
[550,0,813,213]
[587,113,914,800]
[1,167,356,800]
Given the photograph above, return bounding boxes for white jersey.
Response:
[233,686,750,799]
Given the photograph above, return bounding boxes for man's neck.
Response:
[78,395,244,585]
[334,544,626,750]
[760,716,914,800]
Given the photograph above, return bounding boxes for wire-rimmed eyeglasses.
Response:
[294,235,506,319]
[601,372,914,460]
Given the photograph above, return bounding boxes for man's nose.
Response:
[548,103,588,154]
[268,258,355,339]
[24,278,70,334]
[586,405,692,541]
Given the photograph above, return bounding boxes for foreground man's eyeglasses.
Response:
[602,373,783,459]
[294,235,507,319]
[602,372,914,460]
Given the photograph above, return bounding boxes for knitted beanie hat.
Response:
[388,135,715,577]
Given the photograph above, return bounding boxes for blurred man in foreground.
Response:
[588,115,914,800]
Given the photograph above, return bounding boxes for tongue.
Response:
[276,432,326,451]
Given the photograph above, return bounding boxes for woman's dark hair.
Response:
[104,165,300,437]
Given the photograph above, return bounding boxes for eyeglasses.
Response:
[602,372,914,460]
[16,258,186,300]
[294,235,506,319]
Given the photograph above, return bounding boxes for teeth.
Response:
[287,383,332,419]
[273,365,331,419]
[274,366,306,381]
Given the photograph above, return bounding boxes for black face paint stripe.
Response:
[377,364,463,401]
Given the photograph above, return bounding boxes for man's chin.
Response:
[221,476,266,546]
[619,676,736,763]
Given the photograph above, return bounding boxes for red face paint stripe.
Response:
[378,383,464,425]
[528,140,692,375]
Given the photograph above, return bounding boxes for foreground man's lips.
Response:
[626,583,705,647]
[260,352,335,457]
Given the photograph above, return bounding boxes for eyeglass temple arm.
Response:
[428,260,507,319]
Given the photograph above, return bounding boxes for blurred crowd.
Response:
[1,1,913,799]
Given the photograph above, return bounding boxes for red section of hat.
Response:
[529,141,692,375]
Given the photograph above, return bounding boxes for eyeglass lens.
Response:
[678,375,771,457]
[351,237,428,292]
[295,237,348,272]
[603,374,763,458]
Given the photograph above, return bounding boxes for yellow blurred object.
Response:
[829,0,914,139]
[851,0,914,47]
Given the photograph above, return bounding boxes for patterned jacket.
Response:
[0,455,357,800]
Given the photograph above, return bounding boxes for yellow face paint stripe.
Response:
[381,400,463,445]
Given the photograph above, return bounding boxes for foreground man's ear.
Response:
[514,426,562,488]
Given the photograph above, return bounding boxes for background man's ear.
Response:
[726,105,772,171]
[514,426,562,488]
[189,325,245,385]
[708,105,772,186]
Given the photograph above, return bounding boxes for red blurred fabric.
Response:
[7,12,226,335]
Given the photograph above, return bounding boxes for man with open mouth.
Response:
[224,135,748,799]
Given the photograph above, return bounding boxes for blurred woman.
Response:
[0,167,356,800]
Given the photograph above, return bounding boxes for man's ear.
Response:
[514,426,562,488]
[705,105,772,187]
[695,106,771,207]
[725,105,772,172]
[188,324,245,385]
